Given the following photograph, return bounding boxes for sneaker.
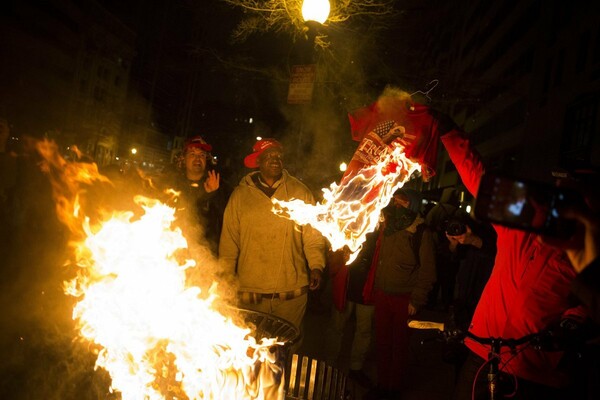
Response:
[348,369,374,389]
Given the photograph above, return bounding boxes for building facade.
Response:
[0,0,135,167]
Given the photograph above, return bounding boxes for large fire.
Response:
[37,141,284,399]
[273,141,420,264]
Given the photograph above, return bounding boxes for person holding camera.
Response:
[441,215,497,379]
[445,216,497,336]
[424,189,463,312]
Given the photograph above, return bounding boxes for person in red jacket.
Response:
[439,127,588,399]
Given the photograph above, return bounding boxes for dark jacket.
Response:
[366,216,436,309]
[571,257,600,325]
[161,168,229,252]
[452,222,497,330]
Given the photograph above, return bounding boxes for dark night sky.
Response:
[98,0,294,120]
[89,0,463,186]
[95,0,447,139]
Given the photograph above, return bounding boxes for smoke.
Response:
[260,22,402,194]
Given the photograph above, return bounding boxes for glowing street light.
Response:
[339,162,347,172]
[302,0,330,24]
[130,148,137,155]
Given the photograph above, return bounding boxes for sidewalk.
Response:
[298,291,456,400]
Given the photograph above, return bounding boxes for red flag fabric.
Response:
[347,98,442,182]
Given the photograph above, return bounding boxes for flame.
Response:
[37,140,285,399]
[273,142,420,264]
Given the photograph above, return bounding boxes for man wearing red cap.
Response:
[167,136,228,252]
[219,138,326,331]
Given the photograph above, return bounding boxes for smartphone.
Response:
[473,172,578,238]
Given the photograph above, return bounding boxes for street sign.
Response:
[287,64,316,104]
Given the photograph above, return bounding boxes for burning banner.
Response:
[36,141,286,399]
[273,88,446,263]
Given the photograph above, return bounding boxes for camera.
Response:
[473,172,580,239]
[445,220,467,236]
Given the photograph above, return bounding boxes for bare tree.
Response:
[221,0,398,48]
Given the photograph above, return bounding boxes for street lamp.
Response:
[131,148,137,155]
[301,0,330,45]
[301,0,330,24]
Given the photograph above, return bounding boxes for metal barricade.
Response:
[285,354,349,400]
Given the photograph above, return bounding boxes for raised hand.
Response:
[203,170,220,193]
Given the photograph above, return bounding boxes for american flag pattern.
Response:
[374,120,396,137]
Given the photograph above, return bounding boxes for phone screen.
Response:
[474,173,576,238]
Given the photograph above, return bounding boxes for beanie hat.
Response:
[394,188,422,214]
[244,138,283,169]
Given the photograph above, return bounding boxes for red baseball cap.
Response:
[184,136,212,153]
[243,138,283,168]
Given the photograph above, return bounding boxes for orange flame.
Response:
[37,140,284,399]
[273,142,420,264]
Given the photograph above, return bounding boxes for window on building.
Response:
[553,48,565,87]
[473,99,527,144]
[576,31,591,73]
[541,58,553,105]
[594,26,600,64]
[592,26,600,81]
[560,93,599,169]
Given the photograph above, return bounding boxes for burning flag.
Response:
[37,141,287,399]
[274,88,444,263]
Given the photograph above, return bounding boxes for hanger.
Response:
[410,79,439,103]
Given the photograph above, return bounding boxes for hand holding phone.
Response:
[542,201,599,273]
[474,172,581,239]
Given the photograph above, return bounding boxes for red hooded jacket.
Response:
[441,129,586,387]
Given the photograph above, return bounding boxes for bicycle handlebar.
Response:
[408,319,548,350]
[462,330,541,348]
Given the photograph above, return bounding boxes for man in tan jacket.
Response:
[219,138,326,331]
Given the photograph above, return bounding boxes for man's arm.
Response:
[571,258,600,324]
[299,190,327,289]
[218,191,241,276]
[440,129,486,197]
[411,228,437,310]
[303,223,327,290]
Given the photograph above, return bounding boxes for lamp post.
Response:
[288,1,330,171]
[301,0,330,61]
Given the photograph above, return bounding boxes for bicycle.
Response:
[407,320,553,400]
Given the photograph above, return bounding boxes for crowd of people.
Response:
[1,108,599,400]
